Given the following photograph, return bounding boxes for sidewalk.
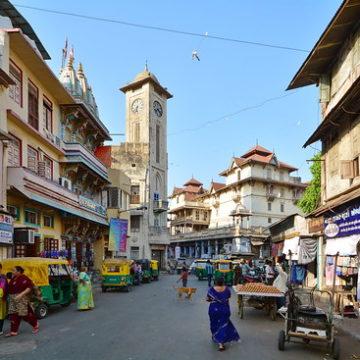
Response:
[334,317,360,342]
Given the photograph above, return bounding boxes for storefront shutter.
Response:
[340,160,354,179]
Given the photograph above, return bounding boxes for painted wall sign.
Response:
[0,213,14,244]
[79,195,106,216]
[324,203,360,238]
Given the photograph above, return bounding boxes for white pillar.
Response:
[317,236,325,290]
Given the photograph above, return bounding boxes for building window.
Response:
[9,61,22,105]
[280,188,285,197]
[153,192,160,201]
[130,215,141,232]
[43,215,54,228]
[7,134,21,167]
[268,217,272,224]
[280,204,285,212]
[108,188,122,208]
[203,211,208,221]
[267,202,272,211]
[130,185,140,204]
[195,211,200,220]
[156,124,160,163]
[154,215,160,227]
[43,97,53,133]
[7,205,20,221]
[44,156,53,180]
[279,171,284,181]
[24,209,40,226]
[237,170,241,181]
[266,168,272,179]
[28,81,39,130]
[44,238,58,251]
[27,146,38,172]
[130,246,139,260]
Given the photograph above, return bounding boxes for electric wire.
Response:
[14,4,310,53]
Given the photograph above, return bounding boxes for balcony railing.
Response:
[171,216,209,225]
[153,200,169,213]
[130,194,140,204]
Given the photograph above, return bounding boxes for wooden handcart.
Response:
[232,284,284,321]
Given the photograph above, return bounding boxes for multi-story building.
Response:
[288,0,360,296]
[0,1,111,266]
[169,145,307,258]
[96,66,172,268]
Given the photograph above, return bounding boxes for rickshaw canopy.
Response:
[150,260,158,270]
[1,257,69,287]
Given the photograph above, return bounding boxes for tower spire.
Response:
[145,60,148,72]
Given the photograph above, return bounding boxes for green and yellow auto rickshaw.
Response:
[136,259,152,283]
[150,260,159,281]
[101,258,133,292]
[214,259,233,285]
[2,257,73,319]
[194,259,208,280]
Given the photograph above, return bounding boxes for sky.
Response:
[11,0,342,192]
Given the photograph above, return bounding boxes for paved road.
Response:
[0,274,358,360]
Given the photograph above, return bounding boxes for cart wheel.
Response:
[331,339,340,360]
[35,304,48,319]
[278,330,285,351]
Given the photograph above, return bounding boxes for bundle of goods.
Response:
[236,283,284,295]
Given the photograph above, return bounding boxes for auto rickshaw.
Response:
[214,259,233,285]
[136,259,152,283]
[101,258,133,292]
[2,257,73,319]
[150,260,159,281]
[194,259,209,280]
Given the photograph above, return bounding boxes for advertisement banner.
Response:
[324,203,360,238]
[0,213,13,245]
[109,218,128,252]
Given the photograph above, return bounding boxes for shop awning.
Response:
[325,234,360,256]
[282,237,299,260]
[298,238,317,264]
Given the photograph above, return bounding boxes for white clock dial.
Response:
[131,98,144,114]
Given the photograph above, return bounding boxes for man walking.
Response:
[206,260,214,287]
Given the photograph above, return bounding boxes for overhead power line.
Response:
[169,91,298,136]
[14,4,310,53]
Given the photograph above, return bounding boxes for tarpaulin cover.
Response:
[298,238,317,264]
[325,235,360,256]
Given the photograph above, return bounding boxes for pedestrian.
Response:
[0,264,8,336]
[6,266,40,337]
[206,277,240,351]
[205,260,214,287]
[273,262,288,309]
[233,264,242,285]
[77,267,94,311]
[265,260,276,285]
[177,267,188,287]
[243,259,258,283]
[136,263,143,284]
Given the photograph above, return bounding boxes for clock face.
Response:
[153,100,163,117]
[131,98,144,114]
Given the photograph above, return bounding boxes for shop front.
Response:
[0,211,14,260]
[323,200,360,310]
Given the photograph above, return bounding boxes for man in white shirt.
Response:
[265,260,275,285]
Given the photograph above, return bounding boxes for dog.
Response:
[173,286,197,299]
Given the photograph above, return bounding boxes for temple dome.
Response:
[59,57,83,100]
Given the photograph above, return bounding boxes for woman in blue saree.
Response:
[206,277,240,351]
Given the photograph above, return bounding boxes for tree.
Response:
[297,152,322,214]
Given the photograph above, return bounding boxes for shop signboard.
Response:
[109,218,128,252]
[324,203,360,238]
[0,213,14,244]
[308,216,324,233]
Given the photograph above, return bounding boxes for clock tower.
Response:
[118,66,172,263]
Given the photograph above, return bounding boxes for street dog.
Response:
[173,286,197,299]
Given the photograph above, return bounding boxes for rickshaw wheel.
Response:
[331,339,340,360]
[61,301,71,307]
[35,304,48,319]
[278,330,285,351]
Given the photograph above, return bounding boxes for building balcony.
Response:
[168,201,209,213]
[171,216,209,226]
[266,192,276,201]
[170,225,267,243]
[7,167,108,225]
[153,200,169,213]
[62,142,108,181]
[149,226,170,245]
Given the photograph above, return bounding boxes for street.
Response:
[0,274,358,360]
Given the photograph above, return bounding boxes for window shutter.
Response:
[340,160,354,179]
[319,75,330,103]
[37,161,46,177]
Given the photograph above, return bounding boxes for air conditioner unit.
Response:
[14,229,35,244]
[59,177,72,190]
